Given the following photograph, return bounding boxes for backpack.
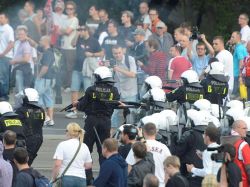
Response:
[33,176,50,187]
[245,56,250,77]
[25,168,50,187]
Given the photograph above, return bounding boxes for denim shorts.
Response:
[111,95,137,128]
[35,78,54,108]
[62,176,86,187]
[71,70,84,92]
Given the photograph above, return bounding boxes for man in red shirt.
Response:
[137,38,167,82]
[231,120,250,187]
[149,8,161,33]
[168,45,192,80]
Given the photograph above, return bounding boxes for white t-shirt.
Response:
[0,24,14,58]
[53,12,67,29]
[240,25,250,44]
[126,140,171,187]
[61,16,79,50]
[53,138,92,178]
[216,50,234,90]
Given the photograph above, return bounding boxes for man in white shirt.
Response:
[60,1,79,92]
[0,12,14,100]
[239,13,250,46]
[111,45,138,131]
[126,123,171,187]
[212,36,234,92]
[186,125,221,177]
[53,0,67,34]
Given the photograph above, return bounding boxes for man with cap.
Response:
[130,28,147,65]
[148,21,174,61]
[0,141,13,187]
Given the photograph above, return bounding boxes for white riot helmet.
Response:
[144,76,163,89]
[226,108,244,120]
[23,88,39,102]
[160,110,178,130]
[187,109,211,127]
[211,104,224,118]
[94,66,114,83]
[151,113,168,131]
[244,107,250,117]
[226,100,243,110]
[139,115,156,128]
[0,101,13,115]
[143,88,166,102]
[193,99,212,112]
[208,61,225,75]
[226,108,244,127]
[181,70,199,84]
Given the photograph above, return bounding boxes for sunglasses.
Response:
[77,28,86,31]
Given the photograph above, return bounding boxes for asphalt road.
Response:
[32,111,100,178]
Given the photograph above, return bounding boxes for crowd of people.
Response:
[1,0,250,187]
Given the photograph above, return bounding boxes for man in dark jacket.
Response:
[128,141,155,187]
[164,156,189,187]
[93,138,128,187]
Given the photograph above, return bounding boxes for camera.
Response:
[208,146,226,163]
[189,26,201,41]
[109,58,116,68]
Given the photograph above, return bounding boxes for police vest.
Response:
[184,86,204,103]
[89,84,117,115]
[206,79,228,98]
[23,106,45,137]
[0,113,25,140]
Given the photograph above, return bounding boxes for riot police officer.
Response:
[140,75,163,98]
[170,109,208,187]
[74,66,120,185]
[201,61,229,104]
[15,88,45,165]
[0,101,25,144]
[166,70,204,104]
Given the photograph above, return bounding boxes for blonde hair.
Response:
[201,174,218,187]
[163,156,181,168]
[66,123,85,143]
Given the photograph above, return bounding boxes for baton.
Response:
[93,126,102,148]
[60,97,84,112]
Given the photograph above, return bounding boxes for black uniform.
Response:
[0,112,25,141]
[200,74,229,104]
[77,81,119,185]
[170,129,206,187]
[77,82,119,158]
[166,82,205,104]
[15,102,45,165]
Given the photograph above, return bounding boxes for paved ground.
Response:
[32,112,100,178]
[10,91,101,178]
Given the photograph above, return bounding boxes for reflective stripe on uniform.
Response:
[4,119,22,127]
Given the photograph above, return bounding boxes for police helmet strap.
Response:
[23,89,29,104]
